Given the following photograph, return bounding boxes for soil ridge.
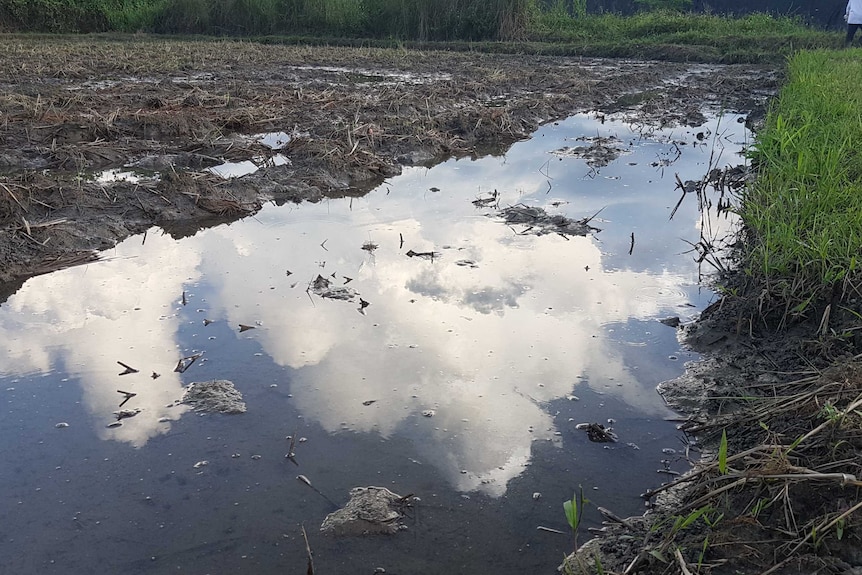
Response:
[565,290,862,575]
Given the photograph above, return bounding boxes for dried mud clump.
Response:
[498,204,601,237]
[320,486,411,536]
[181,379,246,414]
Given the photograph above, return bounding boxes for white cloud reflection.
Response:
[0,113,748,493]
[0,234,196,446]
[198,195,690,494]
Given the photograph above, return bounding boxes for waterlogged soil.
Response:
[1,34,817,574]
[567,301,862,575]
[0,35,778,298]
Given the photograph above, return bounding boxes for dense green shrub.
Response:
[0,0,836,53]
[0,0,110,32]
[0,0,534,39]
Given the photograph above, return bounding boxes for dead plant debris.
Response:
[566,319,862,575]
[498,204,601,237]
[0,36,776,290]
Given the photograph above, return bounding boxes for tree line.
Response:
[0,0,843,38]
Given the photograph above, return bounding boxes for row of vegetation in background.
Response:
[528,10,836,61]
[0,0,837,50]
[740,50,862,333]
[3,0,531,38]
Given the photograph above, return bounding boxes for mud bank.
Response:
[0,35,778,297]
[564,290,862,575]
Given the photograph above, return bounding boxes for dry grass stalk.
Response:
[653,361,862,568]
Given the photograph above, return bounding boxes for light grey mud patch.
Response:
[497,204,600,237]
[320,486,409,536]
[180,379,246,414]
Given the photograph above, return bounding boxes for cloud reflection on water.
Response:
[0,235,196,446]
[0,113,748,494]
[198,161,715,494]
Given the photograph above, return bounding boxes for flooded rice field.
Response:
[0,112,749,574]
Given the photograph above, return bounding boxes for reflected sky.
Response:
[0,112,748,497]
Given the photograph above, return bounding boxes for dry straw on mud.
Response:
[0,37,609,286]
[628,360,862,574]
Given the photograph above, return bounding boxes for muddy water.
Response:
[0,113,747,574]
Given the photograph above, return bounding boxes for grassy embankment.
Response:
[0,0,845,63]
[564,50,862,575]
[739,50,862,338]
[677,48,862,570]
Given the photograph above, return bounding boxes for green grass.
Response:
[530,11,838,52]
[740,50,862,325]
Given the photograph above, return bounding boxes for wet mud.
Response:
[0,36,778,296]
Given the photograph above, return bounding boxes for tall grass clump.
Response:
[530,10,830,52]
[147,0,534,39]
[359,0,533,41]
[104,0,168,31]
[0,0,535,39]
[151,0,292,35]
[0,0,111,32]
[276,0,364,37]
[741,50,862,327]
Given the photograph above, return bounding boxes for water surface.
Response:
[0,112,747,574]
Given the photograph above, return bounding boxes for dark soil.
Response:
[0,34,777,300]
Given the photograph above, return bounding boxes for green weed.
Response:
[563,486,588,551]
[741,50,862,328]
[820,400,841,423]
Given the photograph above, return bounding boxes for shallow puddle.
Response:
[207,154,291,178]
[0,112,747,573]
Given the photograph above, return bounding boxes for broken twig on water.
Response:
[117,361,139,375]
[117,389,137,407]
[301,525,315,575]
[286,433,298,466]
[174,353,202,373]
[296,475,339,508]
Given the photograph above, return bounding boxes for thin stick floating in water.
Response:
[117,361,139,376]
[296,475,339,509]
[301,524,315,575]
[536,526,565,534]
